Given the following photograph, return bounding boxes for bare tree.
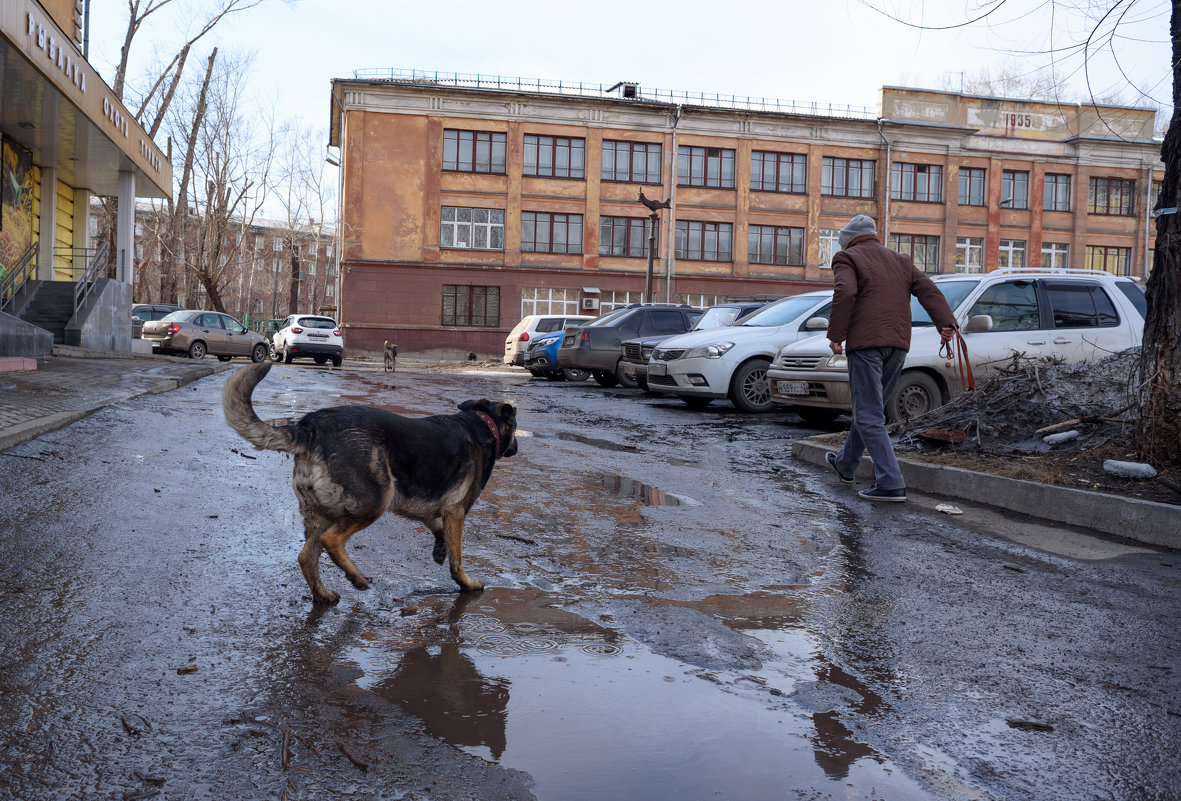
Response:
[861,0,1179,465]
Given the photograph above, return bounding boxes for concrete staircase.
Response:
[19,282,76,345]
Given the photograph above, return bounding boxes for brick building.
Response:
[327,71,1162,356]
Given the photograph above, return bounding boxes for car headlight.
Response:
[684,342,735,359]
[826,354,848,369]
[535,336,560,347]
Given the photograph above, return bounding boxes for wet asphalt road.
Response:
[0,362,1177,801]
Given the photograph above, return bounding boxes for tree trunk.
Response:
[289,251,301,315]
[1135,0,1181,464]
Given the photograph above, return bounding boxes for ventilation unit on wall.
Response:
[581,297,599,310]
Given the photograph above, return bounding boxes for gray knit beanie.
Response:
[838,214,877,248]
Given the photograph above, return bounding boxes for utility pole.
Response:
[637,190,671,303]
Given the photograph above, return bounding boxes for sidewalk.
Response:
[0,345,231,452]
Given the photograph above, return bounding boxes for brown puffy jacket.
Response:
[826,234,957,352]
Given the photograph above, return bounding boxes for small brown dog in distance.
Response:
[223,362,518,604]
[383,341,398,372]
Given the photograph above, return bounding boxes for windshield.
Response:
[161,310,196,322]
[298,317,337,329]
[585,308,634,327]
[911,279,980,326]
[738,295,827,327]
[693,306,743,330]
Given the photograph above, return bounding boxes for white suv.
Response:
[270,314,344,366]
[645,290,833,412]
[504,314,594,368]
[767,268,1146,423]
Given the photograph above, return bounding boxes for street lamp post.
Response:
[637,190,671,303]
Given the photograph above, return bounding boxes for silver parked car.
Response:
[141,310,270,362]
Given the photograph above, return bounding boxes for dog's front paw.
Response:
[458,578,485,593]
[349,574,372,590]
[313,588,341,605]
[432,540,446,565]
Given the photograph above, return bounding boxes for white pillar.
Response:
[37,167,57,280]
[117,171,135,284]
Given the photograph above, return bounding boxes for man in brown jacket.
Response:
[825,214,958,502]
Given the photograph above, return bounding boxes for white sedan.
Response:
[645,290,833,412]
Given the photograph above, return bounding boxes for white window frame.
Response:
[601,290,644,312]
[520,287,580,317]
[441,206,506,250]
[955,237,984,273]
[998,239,1027,270]
[819,229,840,269]
[677,293,724,308]
[1041,242,1070,270]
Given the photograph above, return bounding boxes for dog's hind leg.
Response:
[441,507,484,592]
[298,516,339,605]
[320,519,377,590]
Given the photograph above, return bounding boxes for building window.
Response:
[441,207,505,250]
[958,167,986,206]
[998,239,1027,270]
[1044,174,1072,212]
[255,234,264,249]
[819,229,841,269]
[1151,179,1163,210]
[678,146,736,189]
[678,293,725,308]
[602,140,661,184]
[325,283,335,298]
[955,237,984,273]
[1086,245,1132,276]
[891,163,943,202]
[600,216,658,258]
[676,220,733,262]
[521,287,580,316]
[748,225,804,266]
[1001,170,1030,209]
[888,233,940,273]
[750,151,806,194]
[821,157,875,198]
[442,285,500,327]
[601,290,645,312]
[443,129,507,174]
[273,238,283,252]
[251,298,263,313]
[1041,242,1070,270]
[521,212,583,254]
[1089,177,1135,216]
[524,135,585,179]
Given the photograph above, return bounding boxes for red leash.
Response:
[940,329,975,391]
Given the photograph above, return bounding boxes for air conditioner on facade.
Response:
[582,297,599,310]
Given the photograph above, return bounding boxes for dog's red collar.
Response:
[475,410,502,455]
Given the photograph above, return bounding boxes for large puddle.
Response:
[347,588,934,799]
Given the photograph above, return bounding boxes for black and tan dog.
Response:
[222,362,517,604]
[383,341,398,372]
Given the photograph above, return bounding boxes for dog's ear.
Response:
[494,402,516,424]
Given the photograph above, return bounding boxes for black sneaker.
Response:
[858,486,907,503]
[825,452,854,484]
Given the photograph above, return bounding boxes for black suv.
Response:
[556,304,701,387]
[620,301,769,391]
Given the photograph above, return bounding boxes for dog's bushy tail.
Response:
[222,362,303,454]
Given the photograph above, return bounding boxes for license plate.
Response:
[309,334,328,340]
[648,363,666,376]
[776,380,808,396]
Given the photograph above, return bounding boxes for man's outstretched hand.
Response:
[829,340,843,355]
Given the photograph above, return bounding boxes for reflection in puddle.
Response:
[590,473,700,506]
[529,430,638,452]
[348,589,935,800]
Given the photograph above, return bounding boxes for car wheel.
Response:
[331,355,343,367]
[528,368,543,377]
[728,359,775,413]
[188,341,207,360]
[615,361,640,389]
[251,344,268,363]
[794,406,841,425]
[561,367,590,382]
[217,355,232,362]
[314,355,329,365]
[679,395,712,410]
[269,343,282,362]
[283,348,293,365]
[886,371,942,423]
[592,370,618,388]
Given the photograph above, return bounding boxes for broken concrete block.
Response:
[1103,460,1157,479]
[1043,430,1081,445]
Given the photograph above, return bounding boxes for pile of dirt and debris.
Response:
[888,350,1181,507]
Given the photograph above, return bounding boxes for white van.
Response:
[503,314,595,366]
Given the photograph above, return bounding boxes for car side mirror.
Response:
[803,316,829,331]
[131,316,143,325]
[963,314,993,333]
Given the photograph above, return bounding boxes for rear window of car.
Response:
[1044,283,1119,328]
[1114,281,1147,318]
[585,308,634,327]
[536,318,566,333]
[298,317,337,329]
[161,310,195,322]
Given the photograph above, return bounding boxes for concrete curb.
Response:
[793,437,1180,550]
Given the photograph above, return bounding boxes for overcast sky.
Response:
[87,0,1172,136]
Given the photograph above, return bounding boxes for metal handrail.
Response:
[0,242,38,313]
[351,68,877,121]
[73,241,110,313]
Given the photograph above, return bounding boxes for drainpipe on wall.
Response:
[1144,161,1154,278]
[877,119,891,241]
[664,104,682,303]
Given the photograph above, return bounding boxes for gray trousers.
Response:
[834,347,906,491]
